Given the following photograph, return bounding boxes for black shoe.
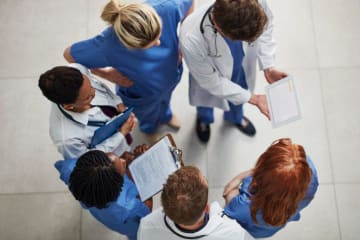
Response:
[236,117,256,136]
[196,118,210,143]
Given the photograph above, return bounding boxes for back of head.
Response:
[213,0,268,41]
[249,138,312,226]
[161,166,208,225]
[101,0,161,49]
[38,66,83,104]
[69,150,124,209]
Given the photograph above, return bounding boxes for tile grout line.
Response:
[309,0,342,239]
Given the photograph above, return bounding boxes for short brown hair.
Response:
[212,0,268,41]
[249,138,312,226]
[161,166,208,225]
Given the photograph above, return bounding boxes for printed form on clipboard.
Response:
[129,134,183,201]
[265,76,302,128]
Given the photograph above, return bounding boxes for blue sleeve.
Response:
[70,34,109,68]
[54,159,77,185]
[224,177,252,223]
[173,0,193,22]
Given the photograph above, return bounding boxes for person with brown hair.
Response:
[180,0,287,143]
[64,0,194,142]
[138,166,254,239]
[223,138,319,238]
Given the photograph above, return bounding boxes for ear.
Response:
[63,104,74,111]
[204,203,210,214]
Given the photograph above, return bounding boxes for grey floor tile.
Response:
[0,78,64,193]
[0,0,88,78]
[81,210,127,240]
[0,192,80,240]
[269,0,319,69]
[336,184,360,240]
[311,0,360,68]
[321,68,360,183]
[271,184,340,240]
[88,0,108,37]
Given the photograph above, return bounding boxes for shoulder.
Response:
[54,158,77,185]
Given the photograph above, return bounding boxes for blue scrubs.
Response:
[55,159,150,240]
[70,0,193,133]
[224,156,319,238]
[197,37,247,124]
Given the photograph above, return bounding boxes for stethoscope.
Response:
[199,5,222,58]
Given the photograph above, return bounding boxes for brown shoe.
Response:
[167,114,181,130]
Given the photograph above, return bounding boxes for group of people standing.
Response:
[38,0,318,239]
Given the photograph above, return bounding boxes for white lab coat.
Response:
[49,63,130,159]
[138,202,254,240]
[180,0,275,111]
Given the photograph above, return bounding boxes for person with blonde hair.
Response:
[223,138,319,238]
[64,0,194,141]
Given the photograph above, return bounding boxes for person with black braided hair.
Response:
[55,145,151,240]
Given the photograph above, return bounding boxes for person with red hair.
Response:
[223,138,318,238]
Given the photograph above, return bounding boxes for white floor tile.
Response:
[269,0,319,69]
[0,0,88,78]
[0,192,80,240]
[0,78,66,193]
[336,184,360,240]
[312,0,360,68]
[321,68,360,183]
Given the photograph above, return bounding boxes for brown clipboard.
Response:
[150,133,184,167]
[128,134,184,201]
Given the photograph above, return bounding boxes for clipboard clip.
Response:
[169,146,183,168]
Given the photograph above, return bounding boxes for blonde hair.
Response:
[101,0,162,49]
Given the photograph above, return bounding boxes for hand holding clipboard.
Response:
[129,134,183,201]
[89,107,134,148]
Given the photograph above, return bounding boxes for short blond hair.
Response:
[101,0,162,49]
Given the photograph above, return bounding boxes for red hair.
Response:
[249,138,312,226]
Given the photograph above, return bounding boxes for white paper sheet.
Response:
[129,136,180,201]
[265,76,302,128]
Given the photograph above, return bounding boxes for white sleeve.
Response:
[256,0,276,70]
[180,36,251,105]
[58,133,129,159]
[93,132,130,156]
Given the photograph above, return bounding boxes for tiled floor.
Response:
[0,0,359,239]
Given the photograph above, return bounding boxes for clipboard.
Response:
[265,76,302,128]
[89,107,134,148]
[129,134,183,201]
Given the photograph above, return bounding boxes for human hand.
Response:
[249,94,270,120]
[119,113,137,135]
[91,67,134,87]
[133,144,150,158]
[117,103,127,113]
[264,67,288,84]
[223,170,253,197]
[144,197,153,211]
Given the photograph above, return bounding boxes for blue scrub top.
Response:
[224,156,319,238]
[223,37,247,88]
[55,159,150,240]
[70,0,193,106]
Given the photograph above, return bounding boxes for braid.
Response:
[69,150,124,209]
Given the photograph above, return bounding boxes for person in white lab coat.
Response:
[138,166,254,240]
[180,0,287,143]
[38,63,136,159]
